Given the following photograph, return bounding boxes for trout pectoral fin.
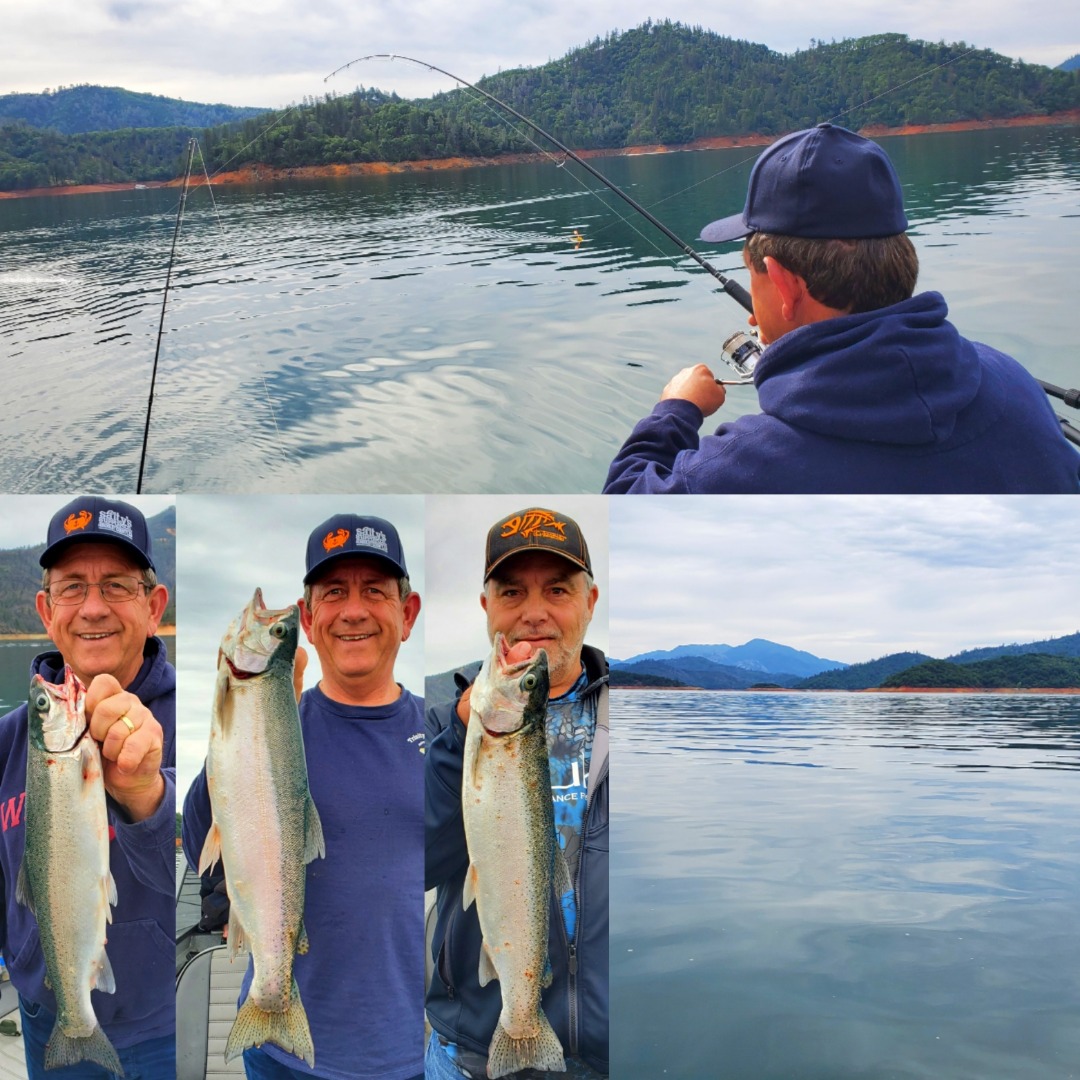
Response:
[14,860,34,914]
[553,843,573,901]
[541,954,553,990]
[303,794,325,865]
[91,946,116,994]
[462,862,478,911]
[104,870,117,919]
[197,821,223,877]
[478,941,498,988]
[297,919,310,956]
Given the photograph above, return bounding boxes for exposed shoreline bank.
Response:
[2,110,1077,201]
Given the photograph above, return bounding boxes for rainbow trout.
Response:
[462,634,567,1078]
[17,666,122,1074]
[198,589,325,1067]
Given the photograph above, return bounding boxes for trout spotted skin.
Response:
[199,589,325,1067]
[18,666,122,1074]
[462,634,566,1078]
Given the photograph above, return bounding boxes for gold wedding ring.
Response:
[120,714,136,734]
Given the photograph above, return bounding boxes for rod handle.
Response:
[723,278,754,314]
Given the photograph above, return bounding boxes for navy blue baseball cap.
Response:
[304,514,408,584]
[40,496,155,571]
[700,123,908,243]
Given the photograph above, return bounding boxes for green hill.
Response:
[3,25,1078,190]
[946,631,1080,664]
[798,652,934,690]
[610,669,688,688]
[882,653,1080,688]
[0,85,267,135]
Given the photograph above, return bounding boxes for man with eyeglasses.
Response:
[182,514,426,1080]
[0,495,175,1079]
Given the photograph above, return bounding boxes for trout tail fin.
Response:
[45,1022,123,1076]
[486,1012,565,1078]
[224,977,314,1068]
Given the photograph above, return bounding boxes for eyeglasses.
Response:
[47,577,149,605]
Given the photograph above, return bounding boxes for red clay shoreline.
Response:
[3,110,1078,201]
[613,685,1080,693]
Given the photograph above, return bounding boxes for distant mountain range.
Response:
[0,85,267,135]
[0,507,175,633]
[613,634,1080,690]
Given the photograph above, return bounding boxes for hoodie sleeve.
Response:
[425,699,471,891]
[603,399,703,493]
[181,763,213,873]
[109,767,176,896]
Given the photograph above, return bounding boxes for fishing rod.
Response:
[1037,379,1080,447]
[137,136,197,493]
[326,54,756,321]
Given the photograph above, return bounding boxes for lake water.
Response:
[1,125,1078,493]
[0,637,176,716]
[612,690,1080,1079]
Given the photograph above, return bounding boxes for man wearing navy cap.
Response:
[183,513,425,1080]
[425,506,609,1079]
[0,496,175,1079]
[605,123,1080,493]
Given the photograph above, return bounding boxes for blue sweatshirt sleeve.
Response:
[181,762,213,873]
[603,399,704,493]
[425,700,471,891]
[109,766,176,896]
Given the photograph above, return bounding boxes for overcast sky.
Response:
[2,2,1075,108]
[610,496,1080,664]
[174,495,425,794]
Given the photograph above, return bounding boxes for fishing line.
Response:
[137,136,196,494]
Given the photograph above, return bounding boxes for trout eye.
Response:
[521,672,537,691]
[33,692,49,712]
[270,621,288,639]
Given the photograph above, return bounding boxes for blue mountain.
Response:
[615,638,847,678]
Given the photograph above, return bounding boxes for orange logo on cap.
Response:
[323,528,349,552]
[63,511,93,533]
[500,510,567,542]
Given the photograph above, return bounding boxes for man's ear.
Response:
[764,256,804,322]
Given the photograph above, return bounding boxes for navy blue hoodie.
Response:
[0,638,176,1048]
[604,292,1080,494]
[425,645,609,1077]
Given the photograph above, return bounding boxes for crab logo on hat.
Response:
[500,510,567,543]
[323,528,349,552]
[63,510,93,534]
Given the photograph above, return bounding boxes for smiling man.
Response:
[0,495,175,1079]
[425,506,609,1080]
[182,513,425,1080]
[604,122,1080,494]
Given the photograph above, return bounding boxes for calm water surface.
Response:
[612,690,1080,1079]
[0,637,176,715]
[1,125,1078,492]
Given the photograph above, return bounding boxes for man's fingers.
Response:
[294,647,308,704]
[84,674,125,721]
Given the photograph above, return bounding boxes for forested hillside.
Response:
[881,654,1080,688]
[798,652,934,690]
[2,24,1078,191]
[0,85,266,135]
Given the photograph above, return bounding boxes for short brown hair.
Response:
[746,232,918,313]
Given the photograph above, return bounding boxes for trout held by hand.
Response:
[199,589,325,1067]
[18,666,122,1075]
[463,634,567,1078]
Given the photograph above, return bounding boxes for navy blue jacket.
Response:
[425,646,609,1076]
[604,292,1080,494]
[0,639,176,1048]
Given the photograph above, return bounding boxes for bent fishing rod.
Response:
[327,53,755,319]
